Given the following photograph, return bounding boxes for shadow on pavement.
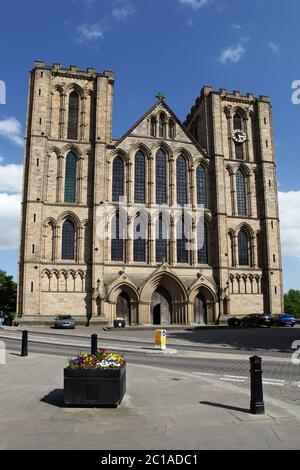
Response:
[41,389,65,408]
[169,327,299,353]
[200,401,250,414]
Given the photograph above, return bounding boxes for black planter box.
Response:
[64,364,126,407]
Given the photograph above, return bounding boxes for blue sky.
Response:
[0,0,300,292]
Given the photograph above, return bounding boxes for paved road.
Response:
[2,333,300,409]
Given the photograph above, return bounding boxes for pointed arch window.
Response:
[156,149,167,205]
[198,219,208,264]
[176,156,188,206]
[150,116,157,137]
[111,212,125,262]
[236,169,247,216]
[159,113,166,138]
[177,215,189,264]
[134,151,146,204]
[196,165,207,208]
[238,229,250,266]
[112,156,125,202]
[64,152,77,203]
[67,91,79,140]
[62,219,76,260]
[169,120,175,139]
[133,214,146,262]
[156,213,168,263]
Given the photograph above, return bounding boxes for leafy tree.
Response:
[0,270,17,318]
[284,290,300,318]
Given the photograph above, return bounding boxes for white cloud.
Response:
[232,24,242,30]
[179,0,210,9]
[0,117,23,147]
[0,193,21,249]
[268,42,280,54]
[112,2,136,20]
[218,42,246,64]
[77,23,104,42]
[279,191,300,259]
[0,163,23,193]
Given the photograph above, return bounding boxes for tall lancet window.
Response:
[64,152,77,203]
[134,151,146,204]
[112,156,124,202]
[198,220,208,264]
[133,214,146,262]
[156,213,168,263]
[196,165,207,208]
[176,156,188,206]
[67,91,79,140]
[156,149,167,205]
[238,229,250,266]
[62,219,76,260]
[177,215,189,264]
[236,169,247,216]
[111,212,125,262]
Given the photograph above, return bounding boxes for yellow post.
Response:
[155,329,167,351]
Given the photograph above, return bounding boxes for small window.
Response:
[264,117,267,125]
[39,118,42,125]
[273,254,276,263]
[275,286,277,295]
[32,244,35,254]
[159,114,166,138]
[271,221,274,229]
[266,140,269,148]
[169,120,175,139]
[37,158,40,167]
[39,89,41,96]
[150,117,156,137]
[33,214,36,223]
[41,72,43,78]
[31,282,34,293]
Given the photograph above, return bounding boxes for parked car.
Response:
[0,314,12,326]
[271,313,296,327]
[228,314,272,328]
[54,315,76,329]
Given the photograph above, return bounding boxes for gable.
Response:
[115,99,207,157]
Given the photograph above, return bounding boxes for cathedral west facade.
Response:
[17,61,283,326]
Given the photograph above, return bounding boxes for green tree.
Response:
[0,270,17,315]
[284,290,300,318]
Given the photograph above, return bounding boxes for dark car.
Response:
[0,313,13,326]
[271,313,296,327]
[228,314,272,328]
[54,315,76,329]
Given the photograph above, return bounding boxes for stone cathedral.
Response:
[17,61,283,326]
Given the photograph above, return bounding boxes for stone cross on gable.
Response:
[156,92,165,101]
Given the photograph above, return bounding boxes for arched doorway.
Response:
[151,286,172,325]
[195,293,207,325]
[116,292,131,325]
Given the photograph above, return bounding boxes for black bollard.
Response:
[21,330,28,357]
[250,355,265,415]
[91,334,98,355]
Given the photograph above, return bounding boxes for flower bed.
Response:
[68,349,124,370]
[64,349,126,407]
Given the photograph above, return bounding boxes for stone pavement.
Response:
[1,352,300,450]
